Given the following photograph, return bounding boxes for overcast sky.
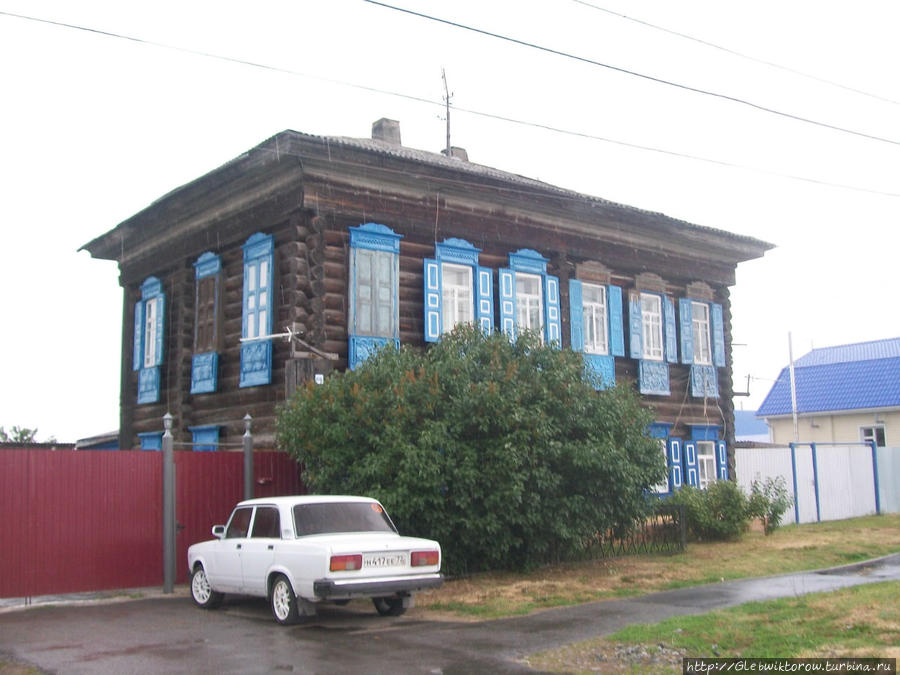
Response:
[1,0,898,442]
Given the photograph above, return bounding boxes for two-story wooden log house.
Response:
[81,118,772,493]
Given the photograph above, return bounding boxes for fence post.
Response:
[162,412,176,594]
[870,440,882,515]
[789,443,800,524]
[810,443,821,523]
[243,414,254,501]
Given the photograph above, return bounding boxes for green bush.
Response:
[276,325,666,576]
[747,476,793,535]
[668,476,795,541]
[667,481,750,541]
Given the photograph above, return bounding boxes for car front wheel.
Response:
[270,574,300,625]
[372,596,407,616]
[190,565,223,609]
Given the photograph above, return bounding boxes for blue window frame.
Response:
[569,280,624,388]
[628,290,677,395]
[240,233,274,388]
[424,238,494,341]
[348,223,402,369]
[679,298,726,398]
[498,249,560,345]
[138,431,163,451]
[191,252,221,394]
[684,426,728,486]
[133,276,165,404]
[189,425,221,452]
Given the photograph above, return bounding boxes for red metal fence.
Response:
[0,449,303,598]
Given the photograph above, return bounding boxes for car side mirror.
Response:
[212,525,226,539]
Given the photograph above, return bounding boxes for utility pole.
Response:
[442,68,452,155]
[788,332,799,442]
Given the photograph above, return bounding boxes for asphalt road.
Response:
[2,554,898,674]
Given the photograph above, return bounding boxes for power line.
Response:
[570,0,900,106]
[363,0,900,148]
[1,9,897,198]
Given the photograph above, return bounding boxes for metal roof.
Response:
[757,338,900,416]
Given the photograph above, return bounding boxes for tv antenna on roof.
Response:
[441,68,453,156]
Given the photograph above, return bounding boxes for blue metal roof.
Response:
[757,338,900,416]
[794,337,900,367]
[734,410,770,437]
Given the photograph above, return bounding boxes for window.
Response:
[860,425,886,447]
[240,233,274,388]
[647,422,675,494]
[424,238,493,341]
[225,508,253,539]
[569,280,625,388]
[684,427,727,487]
[679,297,726,398]
[293,502,396,537]
[516,272,544,337]
[582,283,608,355]
[355,248,396,336]
[250,507,281,538]
[133,276,166,404]
[349,223,402,369]
[138,431,163,451]
[653,439,670,493]
[191,252,221,394]
[143,297,160,368]
[691,302,711,365]
[641,293,663,361]
[629,290,676,395]
[442,263,475,329]
[189,425,220,452]
[498,249,560,345]
[696,441,716,489]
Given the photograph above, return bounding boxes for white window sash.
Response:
[515,272,543,339]
[143,297,158,368]
[441,262,474,332]
[692,301,712,365]
[697,441,716,489]
[641,293,663,361]
[582,283,608,355]
[354,249,396,337]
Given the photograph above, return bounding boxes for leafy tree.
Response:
[277,325,665,575]
[0,425,40,443]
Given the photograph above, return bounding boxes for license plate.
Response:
[363,552,407,569]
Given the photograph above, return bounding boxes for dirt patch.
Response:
[524,640,685,673]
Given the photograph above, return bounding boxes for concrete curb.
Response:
[0,584,189,614]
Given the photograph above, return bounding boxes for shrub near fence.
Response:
[0,449,302,599]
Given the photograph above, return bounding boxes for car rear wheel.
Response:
[372,596,407,616]
[270,574,300,625]
[190,565,223,609]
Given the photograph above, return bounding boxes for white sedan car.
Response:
[187,495,443,624]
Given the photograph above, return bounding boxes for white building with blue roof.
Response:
[757,337,900,447]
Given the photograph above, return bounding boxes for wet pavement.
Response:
[1,554,898,674]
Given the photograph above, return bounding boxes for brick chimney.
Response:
[442,146,468,162]
[371,118,401,145]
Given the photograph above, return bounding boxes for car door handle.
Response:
[267,545,274,550]
[236,544,242,550]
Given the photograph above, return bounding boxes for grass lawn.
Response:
[524,580,900,672]
[414,513,900,620]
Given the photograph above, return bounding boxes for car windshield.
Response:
[293,502,397,536]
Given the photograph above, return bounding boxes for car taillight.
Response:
[330,554,362,571]
[410,550,439,567]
